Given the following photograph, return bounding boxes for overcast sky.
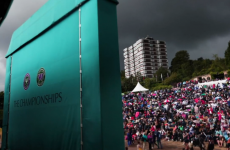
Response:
[1,0,230,91]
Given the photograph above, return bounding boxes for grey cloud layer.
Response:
[117,0,230,69]
[1,0,230,91]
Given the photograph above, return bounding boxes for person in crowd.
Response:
[122,79,230,149]
[227,135,230,150]
[147,132,153,150]
[142,132,147,150]
[199,135,205,150]
[157,129,163,149]
[207,140,214,150]
[136,141,142,150]
[127,129,132,147]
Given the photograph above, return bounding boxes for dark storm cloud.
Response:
[1,0,230,90]
[117,0,230,70]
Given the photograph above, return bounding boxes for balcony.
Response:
[151,52,158,55]
[149,41,157,44]
[128,45,133,50]
[123,52,128,55]
[144,62,152,66]
[159,41,165,45]
[160,45,166,48]
[124,56,129,60]
[128,51,133,54]
[124,58,129,62]
[134,39,143,45]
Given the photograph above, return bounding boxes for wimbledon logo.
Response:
[37,68,46,86]
[23,73,30,90]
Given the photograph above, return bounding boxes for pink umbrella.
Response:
[194,98,199,103]
[178,99,183,101]
[164,100,170,103]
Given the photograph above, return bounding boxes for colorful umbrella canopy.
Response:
[215,96,222,100]
[193,120,200,123]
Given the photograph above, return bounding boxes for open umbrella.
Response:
[186,105,191,108]
[164,100,170,103]
[211,103,217,107]
[201,93,206,96]
[193,120,200,123]
[182,101,188,105]
[215,96,222,100]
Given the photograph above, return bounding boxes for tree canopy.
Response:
[225,41,230,69]
[171,50,190,73]
[155,67,169,82]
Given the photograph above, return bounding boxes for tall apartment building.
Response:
[123,36,168,78]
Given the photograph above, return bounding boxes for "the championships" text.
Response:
[14,92,62,107]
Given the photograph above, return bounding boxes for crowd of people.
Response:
[123,79,230,150]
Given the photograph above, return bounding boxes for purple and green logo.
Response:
[23,73,30,90]
[37,68,46,86]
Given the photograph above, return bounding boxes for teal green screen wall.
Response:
[2,0,124,150]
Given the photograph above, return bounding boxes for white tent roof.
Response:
[132,82,149,92]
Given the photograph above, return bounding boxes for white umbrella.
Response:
[186,105,191,108]
[215,96,222,100]
[211,103,217,107]
[182,101,188,105]
[193,120,200,123]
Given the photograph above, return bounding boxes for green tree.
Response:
[155,67,169,82]
[163,72,182,85]
[135,72,143,83]
[208,54,227,72]
[144,78,156,89]
[181,60,194,78]
[225,41,230,69]
[193,57,204,73]
[170,50,190,73]
[121,76,135,92]
[120,70,125,79]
